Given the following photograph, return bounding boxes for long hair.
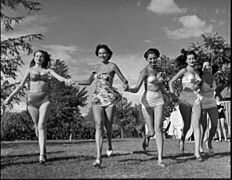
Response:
[29,50,51,69]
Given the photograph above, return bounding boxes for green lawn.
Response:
[1,138,231,179]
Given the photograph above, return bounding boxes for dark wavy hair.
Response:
[95,44,113,59]
[29,50,51,69]
[184,50,197,61]
[144,48,160,59]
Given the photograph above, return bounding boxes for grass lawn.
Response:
[1,138,231,179]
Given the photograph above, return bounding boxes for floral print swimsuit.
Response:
[92,72,121,107]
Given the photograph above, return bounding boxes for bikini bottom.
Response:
[27,92,50,109]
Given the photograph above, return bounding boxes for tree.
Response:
[114,97,138,138]
[189,33,231,95]
[161,33,231,116]
[46,59,88,140]
[1,0,43,112]
[1,110,34,140]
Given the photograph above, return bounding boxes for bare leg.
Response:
[191,102,201,158]
[104,105,115,156]
[217,119,222,141]
[92,105,104,163]
[179,103,192,152]
[200,110,208,152]
[142,107,154,150]
[219,118,228,141]
[154,104,164,164]
[206,107,218,151]
[142,107,155,137]
[27,106,39,137]
[38,101,51,160]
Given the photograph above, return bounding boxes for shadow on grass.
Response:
[201,151,231,160]
[118,151,231,165]
[1,154,96,170]
[131,150,157,156]
[1,151,64,159]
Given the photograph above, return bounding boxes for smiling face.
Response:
[98,48,110,63]
[147,53,158,68]
[186,54,196,67]
[34,51,45,66]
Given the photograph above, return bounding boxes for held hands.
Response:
[157,72,165,83]
[65,79,77,87]
[123,83,129,91]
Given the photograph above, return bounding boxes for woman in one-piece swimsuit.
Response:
[73,44,128,167]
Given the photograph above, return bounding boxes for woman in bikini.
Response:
[72,44,128,167]
[169,50,203,162]
[125,48,166,167]
[4,50,72,164]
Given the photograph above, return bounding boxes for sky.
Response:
[2,0,231,114]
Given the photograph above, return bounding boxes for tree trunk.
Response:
[69,133,72,142]
[120,126,124,139]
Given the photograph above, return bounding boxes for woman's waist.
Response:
[143,90,163,97]
[28,91,48,95]
[146,84,161,91]
[95,84,115,90]
[200,91,215,97]
[182,83,199,90]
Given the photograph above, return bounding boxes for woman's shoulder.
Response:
[109,62,119,69]
[140,65,149,75]
[27,67,34,73]
[178,67,188,75]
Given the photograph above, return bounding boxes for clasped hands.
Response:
[65,79,78,87]
[123,83,129,91]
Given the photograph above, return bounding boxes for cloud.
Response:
[41,44,83,63]
[147,0,186,15]
[164,15,213,39]
[144,39,153,44]
[1,15,56,40]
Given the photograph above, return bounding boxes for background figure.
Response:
[168,105,184,139]
[4,50,72,164]
[199,61,218,155]
[168,50,203,162]
[125,48,166,168]
[72,44,128,167]
[215,95,228,142]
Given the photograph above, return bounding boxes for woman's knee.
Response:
[95,122,104,131]
[38,123,46,130]
[154,124,162,134]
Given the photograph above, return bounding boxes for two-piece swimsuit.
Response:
[141,73,164,108]
[27,71,50,108]
[179,71,202,106]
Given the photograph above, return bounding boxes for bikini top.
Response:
[147,75,158,85]
[30,71,49,82]
[182,72,201,84]
[145,73,162,91]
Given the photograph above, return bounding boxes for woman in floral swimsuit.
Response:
[73,44,128,167]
